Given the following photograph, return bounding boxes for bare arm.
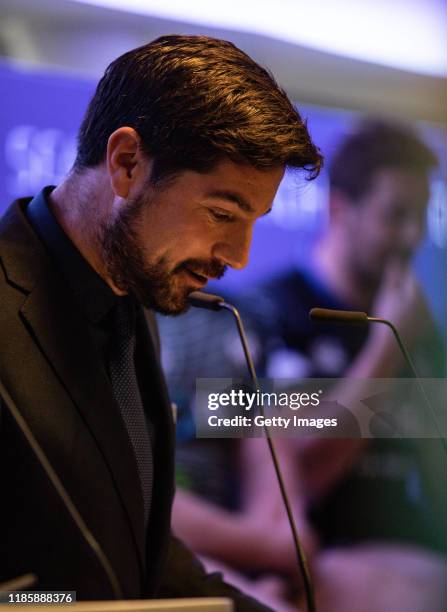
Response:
[172,488,301,574]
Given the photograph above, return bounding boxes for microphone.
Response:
[310,307,368,325]
[189,291,316,612]
[309,307,447,454]
[188,291,224,311]
[0,574,37,592]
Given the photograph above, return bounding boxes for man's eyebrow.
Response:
[207,190,254,213]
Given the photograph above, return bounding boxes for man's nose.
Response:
[212,225,252,270]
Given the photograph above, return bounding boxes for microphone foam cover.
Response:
[309,307,368,324]
[188,291,225,311]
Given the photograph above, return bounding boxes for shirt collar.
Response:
[26,186,119,324]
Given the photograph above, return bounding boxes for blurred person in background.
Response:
[240,119,447,610]
[160,119,447,611]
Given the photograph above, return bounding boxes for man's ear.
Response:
[106,127,150,198]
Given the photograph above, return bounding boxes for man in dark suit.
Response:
[0,35,322,608]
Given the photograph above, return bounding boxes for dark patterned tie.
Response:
[108,297,153,527]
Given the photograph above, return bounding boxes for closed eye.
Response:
[209,209,235,223]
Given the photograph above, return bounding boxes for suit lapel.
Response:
[1,200,147,572]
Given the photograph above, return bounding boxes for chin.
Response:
[156,300,191,317]
[140,287,192,316]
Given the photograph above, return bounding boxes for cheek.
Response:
[347,218,392,269]
[138,204,218,264]
[357,211,394,249]
[176,223,217,259]
[159,232,215,267]
[361,234,395,267]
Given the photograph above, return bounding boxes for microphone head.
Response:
[188,291,225,311]
[309,307,369,325]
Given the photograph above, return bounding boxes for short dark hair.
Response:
[329,119,438,201]
[74,35,322,183]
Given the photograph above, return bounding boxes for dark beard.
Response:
[98,193,226,315]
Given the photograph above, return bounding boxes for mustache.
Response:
[175,258,227,280]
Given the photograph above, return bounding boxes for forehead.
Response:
[206,158,285,185]
[366,167,430,210]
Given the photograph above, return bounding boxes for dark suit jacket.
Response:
[0,198,271,610]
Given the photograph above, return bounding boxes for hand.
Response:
[371,259,431,348]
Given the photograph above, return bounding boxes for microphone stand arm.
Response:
[220,301,316,612]
[368,316,447,454]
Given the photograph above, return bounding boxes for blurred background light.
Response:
[72,0,447,77]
